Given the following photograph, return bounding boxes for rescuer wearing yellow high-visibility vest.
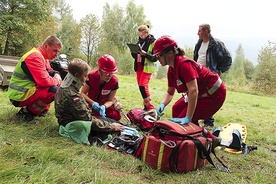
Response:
[130,25,157,111]
[8,36,63,121]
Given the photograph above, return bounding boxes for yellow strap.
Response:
[188,123,196,130]
[157,142,164,170]
[176,123,187,131]
[142,136,149,162]
[143,136,165,171]
[193,148,198,170]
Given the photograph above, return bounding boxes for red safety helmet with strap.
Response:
[97,54,118,73]
[153,35,178,56]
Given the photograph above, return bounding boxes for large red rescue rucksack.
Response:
[135,120,230,173]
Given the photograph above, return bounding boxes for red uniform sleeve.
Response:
[25,52,59,87]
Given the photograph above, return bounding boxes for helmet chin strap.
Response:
[162,53,168,66]
[60,72,83,89]
[164,50,176,67]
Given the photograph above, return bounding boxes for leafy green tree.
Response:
[225,44,246,85]
[0,0,55,56]
[35,15,59,46]
[117,51,134,75]
[155,64,168,79]
[123,0,149,44]
[101,0,149,53]
[100,3,124,55]
[80,14,101,67]
[183,45,194,59]
[99,1,149,75]
[253,41,276,94]
[54,0,81,60]
[243,58,255,81]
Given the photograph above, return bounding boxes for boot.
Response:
[143,97,154,111]
[16,107,35,122]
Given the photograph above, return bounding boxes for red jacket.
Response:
[24,46,60,87]
[86,70,119,105]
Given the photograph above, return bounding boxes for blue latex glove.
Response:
[121,126,139,136]
[92,102,101,112]
[99,105,106,118]
[169,116,191,125]
[155,102,165,120]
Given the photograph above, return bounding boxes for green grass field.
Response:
[0,74,275,184]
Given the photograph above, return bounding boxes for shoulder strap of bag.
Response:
[210,144,231,172]
[169,137,217,172]
[192,137,231,172]
[168,132,230,172]
[154,126,196,138]
[169,140,181,172]
[154,125,230,172]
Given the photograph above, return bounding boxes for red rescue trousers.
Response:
[18,86,58,115]
[93,105,121,121]
[136,71,152,98]
[172,84,226,125]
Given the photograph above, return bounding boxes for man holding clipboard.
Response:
[129,25,157,111]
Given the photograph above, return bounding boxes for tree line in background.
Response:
[0,0,275,95]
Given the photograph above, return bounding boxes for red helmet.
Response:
[97,54,118,73]
[153,35,178,56]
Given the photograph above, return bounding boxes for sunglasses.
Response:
[100,70,113,77]
[155,53,164,60]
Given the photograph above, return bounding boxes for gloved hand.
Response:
[156,102,165,120]
[99,105,106,118]
[92,102,101,112]
[169,116,191,125]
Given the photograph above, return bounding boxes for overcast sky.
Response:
[65,0,276,64]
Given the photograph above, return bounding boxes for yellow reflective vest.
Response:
[143,41,156,73]
[8,48,44,101]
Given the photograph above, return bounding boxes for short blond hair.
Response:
[42,36,63,48]
[68,58,90,76]
[199,24,211,33]
[138,25,150,33]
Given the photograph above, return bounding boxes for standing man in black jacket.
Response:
[194,23,232,130]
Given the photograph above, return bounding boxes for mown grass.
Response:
[0,74,275,184]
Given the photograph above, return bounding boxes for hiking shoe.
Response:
[16,107,35,122]
[204,124,214,131]
[143,97,154,111]
[212,136,221,150]
[143,105,155,111]
[203,117,214,131]
[203,122,214,131]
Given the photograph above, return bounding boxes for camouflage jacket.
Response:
[54,84,116,132]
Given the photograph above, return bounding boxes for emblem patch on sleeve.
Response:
[73,97,80,102]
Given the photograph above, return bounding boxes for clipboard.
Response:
[127,43,142,53]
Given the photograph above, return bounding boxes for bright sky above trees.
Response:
[66,0,276,64]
